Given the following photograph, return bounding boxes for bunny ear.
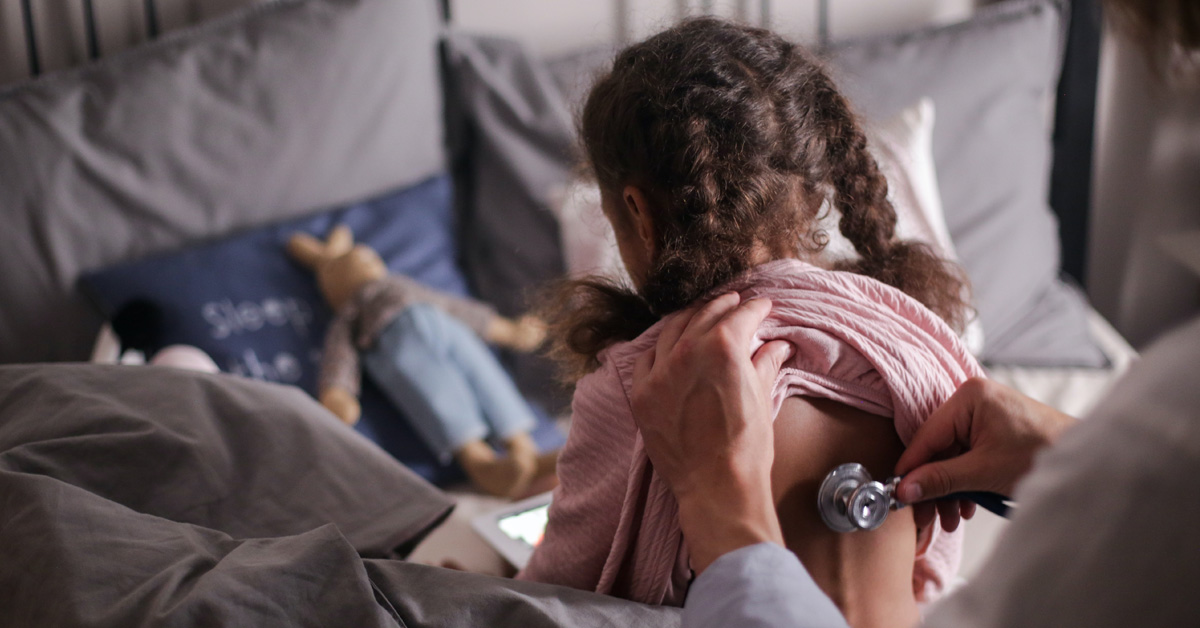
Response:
[287,233,327,269]
[326,225,354,257]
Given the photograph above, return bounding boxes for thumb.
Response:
[752,340,793,391]
[896,453,983,504]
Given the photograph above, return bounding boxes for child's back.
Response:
[522,261,981,624]
[523,18,978,625]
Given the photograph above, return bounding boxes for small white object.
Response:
[470,490,554,569]
[89,324,123,364]
[151,345,220,373]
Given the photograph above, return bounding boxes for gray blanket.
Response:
[0,365,678,627]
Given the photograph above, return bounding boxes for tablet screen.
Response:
[497,504,549,548]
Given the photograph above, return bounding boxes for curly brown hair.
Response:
[546,17,969,381]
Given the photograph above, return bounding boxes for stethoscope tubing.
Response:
[943,491,1012,518]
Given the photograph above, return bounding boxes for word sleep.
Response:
[226,348,308,384]
[202,297,314,339]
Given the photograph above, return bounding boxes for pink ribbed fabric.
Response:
[518,259,985,606]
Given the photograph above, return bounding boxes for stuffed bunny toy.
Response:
[288,225,553,498]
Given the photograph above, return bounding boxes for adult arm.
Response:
[629,293,791,572]
[627,293,852,626]
[922,317,1200,628]
[683,543,849,628]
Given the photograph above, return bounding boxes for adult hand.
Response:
[894,377,1076,531]
[630,292,794,573]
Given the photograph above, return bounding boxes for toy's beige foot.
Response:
[507,439,561,500]
[501,433,539,497]
[534,449,559,479]
[513,451,561,499]
[456,440,534,498]
[504,433,538,472]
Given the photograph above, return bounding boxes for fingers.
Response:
[676,292,743,345]
[936,500,961,532]
[912,502,937,530]
[711,297,773,347]
[915,499,971,533]
[643,293,774,385]
[752,339,792,391]
[894,381,979,476]
[896,451,979,504]
[632,349,656,409]
[653,293,736,368]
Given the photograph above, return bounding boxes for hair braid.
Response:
[542,17,970,382]
[816,78,969,333]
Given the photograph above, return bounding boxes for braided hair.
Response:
[545,17,969,381]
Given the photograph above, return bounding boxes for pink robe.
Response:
[519,258,985,605]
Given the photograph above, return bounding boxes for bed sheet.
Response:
[987,307,1137,417]
[0,364,676,628]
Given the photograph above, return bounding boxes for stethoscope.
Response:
[817,463,1012,533]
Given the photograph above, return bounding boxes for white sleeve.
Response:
[925,317,1200,628]
[682,543,849,628]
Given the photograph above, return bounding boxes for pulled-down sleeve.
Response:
[517,361,637,590]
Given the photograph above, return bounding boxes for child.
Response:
[518,17,984,627]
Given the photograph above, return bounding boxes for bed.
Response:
[0,0,1131,623]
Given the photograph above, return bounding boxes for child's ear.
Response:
[287,233,326,269]
[622,185,658,258]
[326,225,354,257]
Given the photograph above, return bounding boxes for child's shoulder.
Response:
[566,352,640,451]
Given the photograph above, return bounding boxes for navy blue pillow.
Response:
[81,174,564,484]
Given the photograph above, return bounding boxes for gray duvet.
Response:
[0,365,677,627]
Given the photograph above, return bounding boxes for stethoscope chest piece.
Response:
[818,462,898,533]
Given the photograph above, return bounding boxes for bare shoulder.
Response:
[770,397,921,621]
[772,397,905,485]
[769,396,909,549]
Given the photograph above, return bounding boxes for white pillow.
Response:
[555,181,629,284]
[822,98,985,356]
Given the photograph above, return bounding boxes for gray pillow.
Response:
[983,277,1107,367]
[444,31,576,408]
[0,0,445,365]
[828,0,1105,366]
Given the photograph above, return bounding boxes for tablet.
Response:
[470,490,553,569]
